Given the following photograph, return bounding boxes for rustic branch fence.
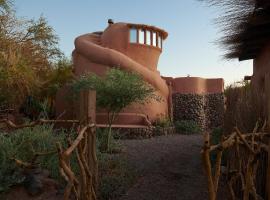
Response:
[0,90,97,200]
[202,122,270,200]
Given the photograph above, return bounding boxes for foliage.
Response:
[0,125,70,192]
[210,127,223,146]
[199,0,268,59]
[19,58,74,119]
[153,114,172,128]
[98,155,137,200]
[224,80,262,133]
[209,127,227,166]
[0,1,73,115]
[96,128,122,153]
[175,120,202,134]
[73,68,157,151]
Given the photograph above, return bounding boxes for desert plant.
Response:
[98,155,137,200]
[199,0,270,59]
[224,80,263,133]
[154,114,172,128]
[175,120,201,134]
[96,128,122,153]
[0,125,71,192]
[209,127,227,166]
[0,2,74,116]
[73,68,158,152]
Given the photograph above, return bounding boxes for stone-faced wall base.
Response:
[172,93,224,130]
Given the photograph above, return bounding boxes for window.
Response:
[146,30,151,45]
[130,28,137,43]
[158,35,162,48]
[139,29,145,44]
[129,27,163,49]
[152,32,157,46]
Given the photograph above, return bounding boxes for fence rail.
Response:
[202,123,270,200]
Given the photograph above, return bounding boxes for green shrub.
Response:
[98,155,137,200]
[210,127,223,145]
[154,115,172,128]
[0,125,71,192]
[0,125,135,199]
[174,120,201,134]
[96,128,122,153]
[210,127,227,166]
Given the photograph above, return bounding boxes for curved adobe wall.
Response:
[101,23,162,71]
[71,22,169,125]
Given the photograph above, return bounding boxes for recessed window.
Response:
[146,30,151,45]
[129,27,163,49]
[152,32,157,46]
[158,35,162,48]
[130,28,137,43]
[139,29,145,44]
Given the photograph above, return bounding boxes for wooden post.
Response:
[79,90,98,199]
[266,139,270,200]
[202,132,216,200]
[265,73,270,200]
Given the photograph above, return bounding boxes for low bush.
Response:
[175,120,202,134]
[98,155,137,200]
[96,128,122,153]
[154,115,172,128]
[0,125,136,199]
[0,125,69,192]
[210,127,227,167]
[210,127,223,145]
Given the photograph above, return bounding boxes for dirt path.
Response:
[119,134,212,200]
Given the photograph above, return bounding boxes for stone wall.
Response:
[205,94,224,129]
[172,93,224,130]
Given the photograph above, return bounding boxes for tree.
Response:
[0,0,73,116]
[74,68,158,151]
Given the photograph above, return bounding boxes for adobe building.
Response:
[56,20,224,130]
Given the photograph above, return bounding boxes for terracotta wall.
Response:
[101,23,162,71]
[163,76,224,94]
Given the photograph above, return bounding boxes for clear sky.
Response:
[13,0,253,86]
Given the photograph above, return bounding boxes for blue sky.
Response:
[13,0,253,85]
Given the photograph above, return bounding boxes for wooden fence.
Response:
[0,90,97,200]
[202,122,270,200]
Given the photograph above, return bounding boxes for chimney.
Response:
[108,19,114,26]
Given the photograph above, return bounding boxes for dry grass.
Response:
[224,81,263,133]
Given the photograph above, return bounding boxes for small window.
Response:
[139,29,145,44]
[130,28,137,43]
[158,35,162,48]
[146,30,151,45]
[152,32,157,46]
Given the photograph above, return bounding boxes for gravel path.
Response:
[119,134,211,200]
